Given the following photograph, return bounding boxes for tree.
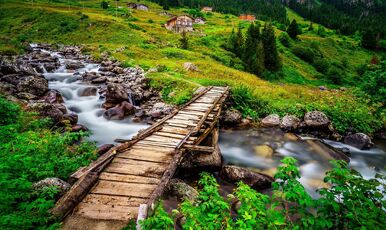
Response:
[243,23,263,75]
[262,22,281,72]
[100,1,108,9]
[226,28,237,53]
[160,0,169,10]
[287,19,299,39]
[234,26,244,57]
[361,29,379,50]
[179,31,189,49]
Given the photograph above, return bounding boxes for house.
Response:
[239,14,256,21]
[127,3,149,11]
[194,17,206,24]
[201,6,213,12]
[165,15,194,33]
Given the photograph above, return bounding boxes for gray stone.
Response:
[304,111,330,128]
[17,75,48,96]
[168,179,199,202]
[280,115,300,130]
[344,133,374,150]
[223,109,242,125]
[220,165,274,189]
[105,83,128,104]
[261,114,280,127]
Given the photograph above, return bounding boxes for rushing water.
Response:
[36,46,147,145]
[219,128,386,197]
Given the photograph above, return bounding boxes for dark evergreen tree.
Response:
[243,23,263,75]
[179,31,189,49]
[262,23,281,72]
[287,19,299,39]
[361,29,378,50]
[100,1,108,9]
[226,28,237,53]
[234,27,244,58]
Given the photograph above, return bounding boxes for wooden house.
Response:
[201,6,213,12]
[239,14,256,21]
[127,3,149,11]
[165,15,194,33]
[194,17,206,24]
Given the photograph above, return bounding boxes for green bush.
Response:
[279,32,291,47]
[231,85,270,118]
[291,45,319,64]
[0,98,96,229]
[142,157,386,230]
[313,58,331,74]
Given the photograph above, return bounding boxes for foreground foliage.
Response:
[0,97,96,229]
[142,157,386,230]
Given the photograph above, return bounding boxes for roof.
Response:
[167,15,195,24]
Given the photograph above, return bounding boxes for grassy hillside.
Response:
[0,0,384,134]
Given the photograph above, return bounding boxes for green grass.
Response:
[0,0,384,134]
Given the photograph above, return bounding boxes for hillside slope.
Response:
[0,0,384,134]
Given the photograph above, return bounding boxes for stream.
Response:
[35,45,385,198]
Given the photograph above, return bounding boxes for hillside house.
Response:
[127,3,149,11]
[239,14,256,21]
[165,15,194,33]
[201,6,213,12]
[194,17,206,24]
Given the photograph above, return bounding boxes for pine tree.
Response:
[243,23,262,75]
[361,29,378,50]
[262,22,281,72]
[234,26,244,58]
[287,19,299,39]
[179,31,189,49]
[226,28,237,53]
[255,41,265,75]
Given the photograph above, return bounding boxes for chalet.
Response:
[194,17,206,24]
[201,6,213,12]
[127,3,149,11]
[165,15,194,33]
[239,14,256,21]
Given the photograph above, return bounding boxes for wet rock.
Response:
[43,90,64,104]
[17,75,48,96]
[82,72,98,81]
[103,106,125,120]
[261,114,280,127]
[0,60,18,75]
[344,133,374,150]
[61,113,78,126]
[97,144,114,156]
[253,145,274,158]
[223,109,242,125]
[183,62,199,72]
[180,145,222,171]
[239,118,252,128]
[105,83,128,104]
[149,102,173,118]
[118,101,135,116]
[168,179,199,202]
[284,133,298,141]
[27,102,65,122]
[91,76,107,84]
[43,63,57,72]
[65,61,84,70]
[304,111,330,128]
[32,178,70,196]
[220,165,274,190]
[112,66,124,74]
[280,115,300,131]
[79,87,98,96]
[71,124,88,132]
[0,82,16,95]
[17,92,38,100]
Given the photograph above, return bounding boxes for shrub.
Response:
[231,85,270,118]
[141,157,386,230]
[100,1,108,9]
[313,58,330,74]
[0,96,20,126]
[292,45,318,64]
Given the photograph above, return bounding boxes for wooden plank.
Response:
[164,123,189,128]
[99,172,160,184]
[82,194,147,207]
[75,202,139,221]
[165,119,196,125]
[117,151,172,163]
[130,145,175,152]
[104,163,166,177]
[91,180,156,198]
[183,144,215,153]
[112,158,167,168]
[179,110,205,116]
[153,132,186,139]
[160,126,190,135]
[136,140,178,148]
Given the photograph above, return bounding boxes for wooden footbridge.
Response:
[52,86,229,229]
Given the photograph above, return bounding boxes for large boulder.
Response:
[32,178,70,196]
[253,145,274,158]
[220,165,274,190]
[280,115,300,131]
[167,179,199,202]
[223,109,242,125]
[180,145,223,171]
[103,101,134,120]
[79,87,98,97]
[27,102,66,122]
[65,61,84,70]
[344,133,374,150]
[304,111,330,128]
[43,90,64,104]
[17,75,48,97]
[105,83,128,104]
[261,114,280,127]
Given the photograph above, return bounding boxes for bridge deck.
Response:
[59,86,229,229]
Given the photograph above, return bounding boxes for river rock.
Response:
[253,145,274,158]
[65,61,84,70]
[43,90,64,104]
[17,75,48,97]
[220,165,274,189]
[105,83,128,104]
[97,144,114,156]
[118,101,135,116]
[180,145,223,171]
[61,113,78,126]
[183,62,199,72]
[344,133,374,150]
[79,87,98,96]
[32,177,70,195]
[223,109,242,125]
[304,111,330,128]
[261,114,280,127]
[27,102,65,122]
[280,115,300,130]
[103,106,125,120]
[0,82,16,95]
[71,124,88,132]
[167,179,199,202]
[17,92,38,100]
[91,76,107,84]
